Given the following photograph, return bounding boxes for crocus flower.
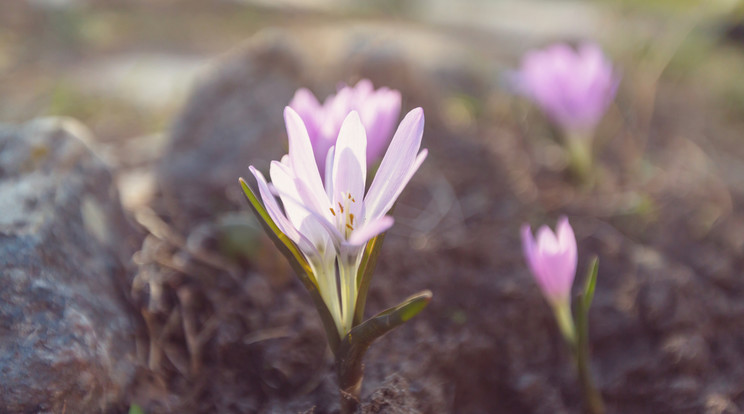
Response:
[249,106,427,336]
[289,79,402,174]
[521,216,577,307]
[516,43,619,133]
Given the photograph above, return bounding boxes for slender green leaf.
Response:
[352,232,386,326]
[239,177,341,353]
[346,290,432,347]
[239,178,315,285]
[583,256,599,311]
[574,259,606,413]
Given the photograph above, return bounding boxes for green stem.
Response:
[564,131,594,187]
[577,344,605,414]
[553,301,577,346]
[336,337,368,414]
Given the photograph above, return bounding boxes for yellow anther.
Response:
[329,208,336,216]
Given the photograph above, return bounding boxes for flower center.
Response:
[329,192,357,238]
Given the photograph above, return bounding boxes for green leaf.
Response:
[239,178,315,286]
[573,257,606,413]
[583,256,599,311]
[128,404,145,414]
[572,256,600,358]
[346,290,432,347]
[352,232,386,326]
[239,177,341,353]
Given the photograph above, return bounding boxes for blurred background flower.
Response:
[289,79,401,173]
[515,42,619,134]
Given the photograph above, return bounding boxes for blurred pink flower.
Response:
[289,79,402,174]
[517,43,619,132]
[521,216,577,306]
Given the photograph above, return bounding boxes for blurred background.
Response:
[1,0,742,144]
[2,1,744,413]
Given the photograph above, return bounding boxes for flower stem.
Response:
[577,341,605,414]
[554,298,605,413]
[553,301,577,346]
[336,341,366,414]
[564,131,594,187]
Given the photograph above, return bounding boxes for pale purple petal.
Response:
[249,166,319,257]
[364,107,425,221]
[401,149,428,188]
[288,88,322,144]
[520,218,578,305]
[284,107,330,209]
[271,177,346,247]
[324,145,335,199]
[332,111,367,219]
[288,80,402,174]
[521,224,538,275]
[347,215,394,246]
[269,160,308,231]
[249,166,295,238]
[364,89,402,166]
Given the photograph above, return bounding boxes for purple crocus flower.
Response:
[521,216,577,307]
[289,79,402,174]
[517,43,619,133]
[249,106,427,335]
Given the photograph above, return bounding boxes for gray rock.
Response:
[0,118,140,413]
[157,33,305,227]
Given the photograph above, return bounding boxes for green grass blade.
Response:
[583,256,599,311]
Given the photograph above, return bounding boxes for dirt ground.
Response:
[2,2,744,413]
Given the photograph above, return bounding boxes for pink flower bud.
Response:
[521,216,578,306]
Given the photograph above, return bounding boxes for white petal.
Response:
[324,145,335,198]
[249,166,319,257]
[270,161,305,231]
[347,215,394,247]
[269,169,346,248]
[284,106,329,207]
[364,108,425,221]
[332,111,367,218]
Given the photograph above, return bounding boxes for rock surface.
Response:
[157,33,305,226]
[0,118,140,413]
